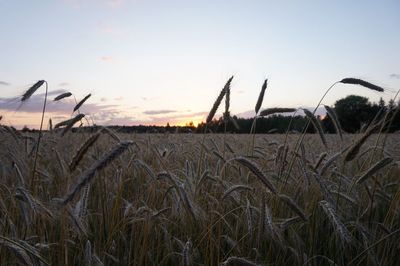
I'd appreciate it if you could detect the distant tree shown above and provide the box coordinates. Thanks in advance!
[334,95,374,133]
[22,125,30,132]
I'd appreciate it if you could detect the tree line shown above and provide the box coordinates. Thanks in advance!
[197,94,400,134]
[17,94,400,134]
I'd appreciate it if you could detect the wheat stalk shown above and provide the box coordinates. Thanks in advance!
[21,80,45,102]
[232,157,277,194]
[319,152,341,176]
[323,105,343,140]
[61,141,133,204]
[340,78,384,92]
[255,79,268,115]
[182,240,191,266]
[319,200,352,243]
[222,185,253,200]
[54,92,72,101]
[344,122,381,162]
[356,157,393,184]
[206,76,233,123]
[259,107,296,117]
[69,131,101,171]
[84,240,92,266]
[313,152,327,170]
[54,114,85,129]
[278,194,308,221]
[303,108,327,147]
[224,80,231,121]
[57,114,85,136]
[73,93,91,112]
[221,256,260,266]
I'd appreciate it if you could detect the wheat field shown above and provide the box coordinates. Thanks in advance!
[0,130,399,265]
[1,78,400,265]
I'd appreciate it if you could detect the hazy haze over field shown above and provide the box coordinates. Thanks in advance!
[1,0,399,128]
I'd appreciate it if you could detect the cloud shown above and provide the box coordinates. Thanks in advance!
[389,73,400,79]
[191,111,208,116]
[114,96,124,101]
[0,81,10,86]
[99,56,114,62]
[1,90,209,127]
[140,111,207,126]
[106,0,123,7]
[100,25,116,34]
[141,96,159,101]
[236,110,256,118]
[98,22,126,35]
[63,0,125,9]
[143,110,178,115]
[59,82,70,87]
[0,94,117,115]
[36,89,68,98]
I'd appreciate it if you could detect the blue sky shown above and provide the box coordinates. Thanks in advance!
[0,0,399,128]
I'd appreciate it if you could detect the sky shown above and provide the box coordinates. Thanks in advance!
[0,0,399,128]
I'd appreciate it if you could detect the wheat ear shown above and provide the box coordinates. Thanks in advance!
[356,157,393,184]
[54,92,72,101]
[206,76,233,123]
[259,107,296,117]
[319,200,352,243]
[340,78,384,92]
[255,79,268,115]
[69,131,101,171]
[61,141,133,204]
[232,157,277,194]
[73,93,91,112]
[21,80,45,102]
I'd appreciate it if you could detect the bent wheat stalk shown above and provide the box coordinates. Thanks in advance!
[232,157,277,194]
[356,157,393,184]
[69,131,101,171]
[61,141,133,204]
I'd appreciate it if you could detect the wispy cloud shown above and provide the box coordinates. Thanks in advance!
[37,89,68,98]
[141,96,159,101]
[0,94,117,115]
[63,0,124,9]
[100,25,116,34]
[141,111,208,126]
[0,81,10,86]
[99,56,114,62]
[106,0,123,7]
[143,110,178,115]
[389,73,400,79]
[98,22,126,35]
[59,82,70,87]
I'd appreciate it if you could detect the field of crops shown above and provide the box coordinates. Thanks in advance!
[0,129,399,265]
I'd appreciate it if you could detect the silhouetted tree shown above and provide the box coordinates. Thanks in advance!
[334,95,374,133]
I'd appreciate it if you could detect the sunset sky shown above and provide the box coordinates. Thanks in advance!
[1,0,399,128]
